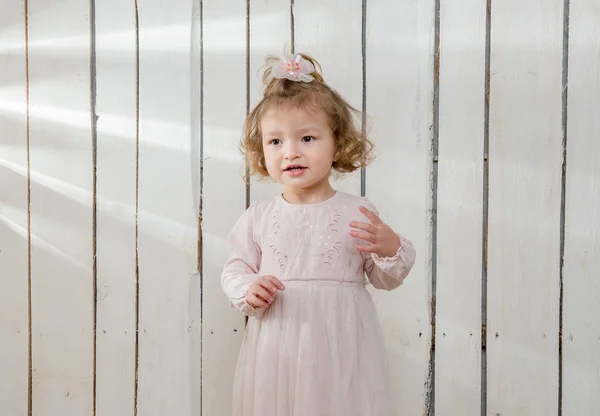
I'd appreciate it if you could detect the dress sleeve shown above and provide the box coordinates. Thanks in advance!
[220,204,265,317]
[360,198,417,291]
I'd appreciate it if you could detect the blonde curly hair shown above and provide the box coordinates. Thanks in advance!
[241,53,373,180]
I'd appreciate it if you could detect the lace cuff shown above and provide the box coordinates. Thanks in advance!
[229,283,265,318]
[371,235,416,273]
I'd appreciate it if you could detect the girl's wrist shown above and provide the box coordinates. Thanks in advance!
[379,236,402,258]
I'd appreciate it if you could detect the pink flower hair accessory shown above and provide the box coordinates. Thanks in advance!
[271,54,315,83]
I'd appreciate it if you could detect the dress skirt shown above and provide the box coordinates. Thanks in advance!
[231,279,397,416]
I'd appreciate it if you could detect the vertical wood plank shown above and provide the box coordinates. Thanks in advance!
[201,1,248,414]
[248,0,292,204]
[434,0,486,414]
[27,0,94,414]
[487,1,563,414]
[562,2,600,414]
[136,1,200,414]
[365,1,435,414]
[0,2,29,415]
[190,0,202,413]
[293,0,362,196]
[95,1,137,414]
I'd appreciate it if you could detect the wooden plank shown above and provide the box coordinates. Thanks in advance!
[202,1,248,414]
[27,0,94,414]
[94,1,137,415]
[248,0,292,204]
[562,2,600,414]
[190,1,202,413]
[293,0,362,196]
[434,0,486,414]
[136,1,200,414]
[487,0,563,414]
[365,1,435,414]
[0,2,29,415]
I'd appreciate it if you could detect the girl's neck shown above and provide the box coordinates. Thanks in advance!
[282,182,336,205]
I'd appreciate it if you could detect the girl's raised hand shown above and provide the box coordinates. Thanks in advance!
[349,206,402,258]
[246,275,285,309]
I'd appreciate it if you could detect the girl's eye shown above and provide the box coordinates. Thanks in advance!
[270,139,281,145]
[302,136,315,142]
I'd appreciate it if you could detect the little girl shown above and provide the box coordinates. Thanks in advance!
[221,53,416,416]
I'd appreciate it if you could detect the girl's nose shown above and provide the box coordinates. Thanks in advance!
[284,141,300,159]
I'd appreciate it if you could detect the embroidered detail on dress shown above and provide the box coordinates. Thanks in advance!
[328,210,341,232]
[270,244,288,270]
[269,208,289,269]
[269,205,345,272]
[319,209,342,270]
[321,240,343,269]
[272,210,282,236]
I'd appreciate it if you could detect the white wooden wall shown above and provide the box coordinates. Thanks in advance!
[0,1,598,415]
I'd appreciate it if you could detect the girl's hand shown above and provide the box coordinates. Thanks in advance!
[246,275,285,309]
[349,206,402,258]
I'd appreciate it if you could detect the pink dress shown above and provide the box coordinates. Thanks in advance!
[221,191,416,416]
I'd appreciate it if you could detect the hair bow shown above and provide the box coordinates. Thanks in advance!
[271,54,315,83]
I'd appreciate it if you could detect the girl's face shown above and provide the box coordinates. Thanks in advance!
[260,102,336,194]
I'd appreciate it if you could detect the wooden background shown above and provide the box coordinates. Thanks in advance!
[1,0,598,415]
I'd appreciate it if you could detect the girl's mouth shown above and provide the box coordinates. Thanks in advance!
[284,165,307,176]
[284,165,306,171]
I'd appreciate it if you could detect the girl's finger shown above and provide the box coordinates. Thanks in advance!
[264,275,286,290]
[259,280,279,294]
[359,206,383,225]
[349,221,377,234]
[350,230,378,243]
[247,293,268,308]
[356,243,378,253]
[253,286,274,303]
